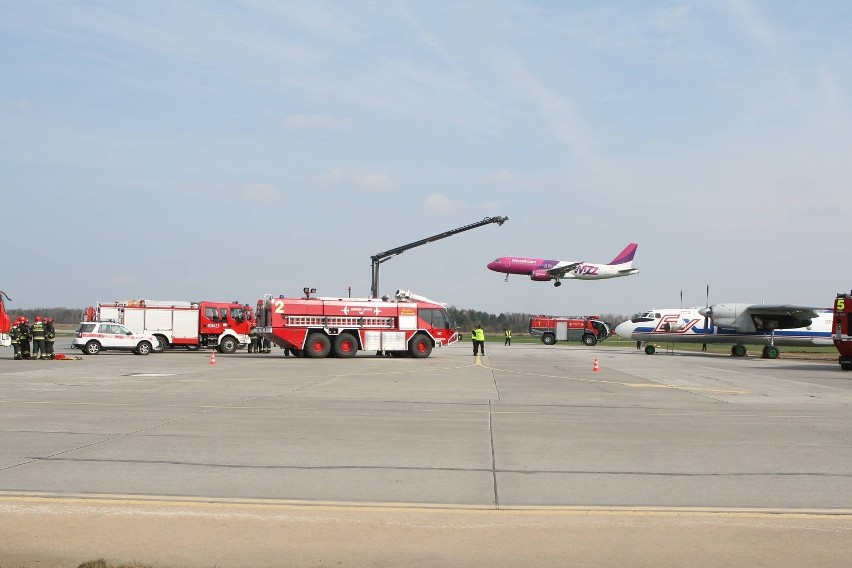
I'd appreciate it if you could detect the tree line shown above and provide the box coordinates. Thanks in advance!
[7,308,84,325]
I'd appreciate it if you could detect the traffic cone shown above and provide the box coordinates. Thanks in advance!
[592,358,599,372]
[210,351,217,366]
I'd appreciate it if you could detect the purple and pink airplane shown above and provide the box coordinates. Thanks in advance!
[487,243,639,287]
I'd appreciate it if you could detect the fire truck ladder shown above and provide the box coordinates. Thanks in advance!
[370,216,509,298]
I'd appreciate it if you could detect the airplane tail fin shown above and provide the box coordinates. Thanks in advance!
[608,243,638,265]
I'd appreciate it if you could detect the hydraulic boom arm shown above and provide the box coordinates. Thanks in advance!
[370,216,509,298]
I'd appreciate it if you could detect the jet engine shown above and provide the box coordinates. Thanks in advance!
[531,270,552,282]
[662,321,687,332]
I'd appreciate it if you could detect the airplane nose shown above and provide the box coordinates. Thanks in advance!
[614,321,631,338]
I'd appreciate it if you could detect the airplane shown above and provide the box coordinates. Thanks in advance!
[487,243,639,287]
[613,303,834,359]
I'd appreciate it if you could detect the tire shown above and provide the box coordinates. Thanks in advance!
[332,333,358,358]
[135,341,152,355]
[763,345,779,359]
[644,344,656,355]
[153,335,168,353]
[732,344,747,357]
[553,281,562,287]
[218,336,238,354]
[542,334,556,345]
[305,333,331,358]
[84,340,101,355]
[840,358,852,371]
[582,334,597,347]
[408,334,433,358]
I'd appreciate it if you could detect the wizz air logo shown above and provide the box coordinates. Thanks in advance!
[576,265,598,276]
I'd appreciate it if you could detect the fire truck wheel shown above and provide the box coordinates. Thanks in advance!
[582,334,597,346]
[218,336,238,354]
[84,340,101,355]
[153,335,167,353]
[135,341,153,355]
[305,333,331,358]
[542,333,556,345]
[841,359,852,371]
[333,333,358,358]
[408,334,433,358]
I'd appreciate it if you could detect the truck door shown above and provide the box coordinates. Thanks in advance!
[556,321,568,341]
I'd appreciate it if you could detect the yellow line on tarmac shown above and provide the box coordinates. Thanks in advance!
[0,492,849,520]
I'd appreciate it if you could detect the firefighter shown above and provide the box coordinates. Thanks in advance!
[10,317,22,360]
[19,317,32,359]
[31,316,47,359]
[44,317,56,359]
[472,324,486,356]
[504,328,512,346]
[248,325,258,353]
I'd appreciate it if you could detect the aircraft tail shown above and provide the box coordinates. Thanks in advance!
[608,243,638,265]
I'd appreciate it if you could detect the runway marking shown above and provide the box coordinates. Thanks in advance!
[0,492,849,520]
[486,367,749,395]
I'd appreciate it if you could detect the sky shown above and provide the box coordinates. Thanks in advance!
[2,1,851,317]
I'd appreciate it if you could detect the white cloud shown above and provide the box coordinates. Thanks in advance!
[425,193,458,210]
[282,114,353,129]
[241,183,279,201]
[314,169,395,191]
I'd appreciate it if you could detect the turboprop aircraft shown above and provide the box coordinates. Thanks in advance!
[614,303,834,359]
[487,243,639,287]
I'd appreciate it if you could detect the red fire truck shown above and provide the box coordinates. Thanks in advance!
[255,289,458,358]
[529,315,610,346]
[832,292,852,370]
[84,300,254,353]
[0,290,11,348]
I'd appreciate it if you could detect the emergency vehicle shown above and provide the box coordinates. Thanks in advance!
[529,315,610,346]
[255,289,458,358]
[0,290,11,348]
[84,300,254,353]
[832,291,852,370]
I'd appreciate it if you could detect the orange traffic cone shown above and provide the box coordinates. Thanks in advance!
[210,351,217,366]
[592,358,599,372]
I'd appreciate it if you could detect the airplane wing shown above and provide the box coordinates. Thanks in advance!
[745,304,821,330]
[546,262,582,278]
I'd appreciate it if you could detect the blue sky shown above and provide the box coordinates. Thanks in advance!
[2,1,851,316]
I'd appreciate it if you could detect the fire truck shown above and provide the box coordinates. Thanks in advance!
[0,291,11,348]
[84,300,254,353]
[529,315,610,346]
[832,291,852,370]
[255,289,458,358]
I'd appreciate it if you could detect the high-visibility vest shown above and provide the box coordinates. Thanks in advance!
[505,330,512,338]
[473,328,485,341]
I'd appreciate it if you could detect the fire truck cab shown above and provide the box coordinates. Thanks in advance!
[255,289,458,358]
[529,315,610,346]
[832,292,852,370]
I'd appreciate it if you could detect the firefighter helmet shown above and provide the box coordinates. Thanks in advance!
[35,316,42,322]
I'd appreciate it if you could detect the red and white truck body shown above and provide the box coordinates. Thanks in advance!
[85,300,254,353]
[832,292,852,370]
[529,315,610,346]
[255,290,458,358]
[0,291,11,348]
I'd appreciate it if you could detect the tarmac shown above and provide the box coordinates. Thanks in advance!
[1,341,851,567]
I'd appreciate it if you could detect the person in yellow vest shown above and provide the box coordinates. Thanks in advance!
[504,328,511,346]
[472,324,486,356]
[31,316,47,360]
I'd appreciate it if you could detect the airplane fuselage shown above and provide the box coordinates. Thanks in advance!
[487,257,638,281]
[615,308,834,348]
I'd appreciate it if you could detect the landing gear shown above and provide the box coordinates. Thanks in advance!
[762,345,780,359]
[504,273,509,282]
[553,280,562,287]
[644,344,656,355]
[731,344,747,357]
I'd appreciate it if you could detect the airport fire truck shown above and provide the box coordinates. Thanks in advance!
[832,291,852,370]
[0,290,11,348]
[84,300,254,353]
[255,289,458,358]
[529,315,610,346]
